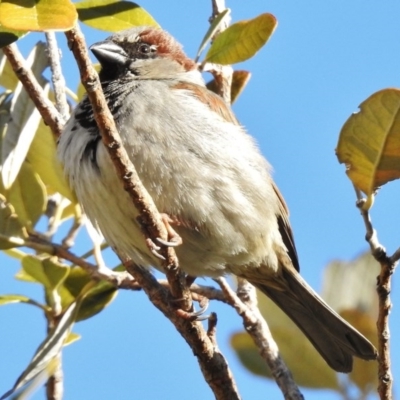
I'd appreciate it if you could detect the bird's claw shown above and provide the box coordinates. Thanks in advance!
[156,236,182,247]
[146,238,166,260]
[159,213,183,248]
[176,301,211,321]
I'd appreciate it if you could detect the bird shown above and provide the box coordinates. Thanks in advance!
[57,26,377,373]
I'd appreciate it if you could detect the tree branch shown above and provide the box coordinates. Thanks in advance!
[355,188,396,400]
[124,261,241,400]
[45,31,69,122]
[215,278,304,400]
[2,43,64,138]
[26,233,135,289]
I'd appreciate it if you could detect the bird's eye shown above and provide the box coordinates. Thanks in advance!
[139,44,156,55]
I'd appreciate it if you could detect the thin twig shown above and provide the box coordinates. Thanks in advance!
[202,0,233,103]
[61,208,84,248]
[26,234,135,289]
[45,358,63,400]
[45,32,69,122]
[355,188,396,400]
[215,278,304,400]
[45,264,64,400]
[2,43,64,138]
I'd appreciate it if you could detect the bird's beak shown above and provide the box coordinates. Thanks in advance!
[90,41,128,67]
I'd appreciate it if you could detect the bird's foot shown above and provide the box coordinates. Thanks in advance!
[156,213,183,247]
[140,213,182,260]
[174,293,210,321]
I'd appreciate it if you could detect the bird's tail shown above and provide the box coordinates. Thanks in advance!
[248,267,377,373]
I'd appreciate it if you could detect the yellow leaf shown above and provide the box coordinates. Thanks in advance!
[321,252,379,317]
[27,120,75,201]
[336,88,400,199]
[205,13,277,65]
[76,0,159,32]
[5,162,46,229]
[340,309,378,393]
[321,253,379,393]
[0,0,77,31]
[0,194,27,249]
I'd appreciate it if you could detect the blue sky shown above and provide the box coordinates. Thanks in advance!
[1,1,400,399]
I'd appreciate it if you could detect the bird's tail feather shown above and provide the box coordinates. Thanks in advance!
[248,267,377,373]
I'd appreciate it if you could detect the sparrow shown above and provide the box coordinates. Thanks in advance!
[58,26,377,372]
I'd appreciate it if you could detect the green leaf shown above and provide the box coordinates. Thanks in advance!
[27,120,75,201]
[0,0,77,31]
[76,0,159,32]
[61,267,92,299]
[5,162,46,229]
[76,280,117,321]
[59,266,117,321]
[0,294,48,312]
[15,267,37,283]
[2,247,27,260]
[0,42,49,189]
[0,294,33,305]
[0,194,27,249]
[336,88,400,204]
[21,255,69,290]
[1,301,79,400]
[205,13,277,65]
[0,25,26,48]
[195,8,231,62]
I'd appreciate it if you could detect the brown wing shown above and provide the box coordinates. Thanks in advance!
[172,82,239,125]
[173,81,300,270]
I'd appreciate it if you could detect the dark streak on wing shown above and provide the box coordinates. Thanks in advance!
[272,182,300,272]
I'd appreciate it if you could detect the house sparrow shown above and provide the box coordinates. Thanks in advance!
[58,26,377,372]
